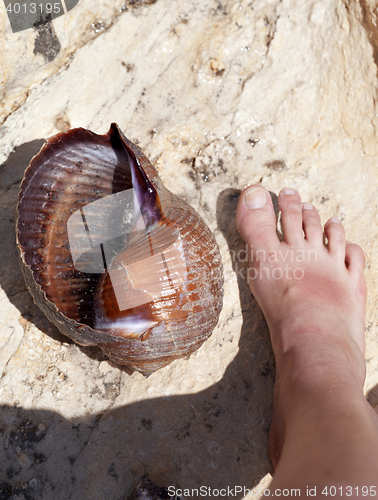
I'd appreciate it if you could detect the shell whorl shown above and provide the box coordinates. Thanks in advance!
[16,124,224,376]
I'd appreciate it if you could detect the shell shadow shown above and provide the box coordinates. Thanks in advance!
[367,383,378,411]
[0,159,275,497]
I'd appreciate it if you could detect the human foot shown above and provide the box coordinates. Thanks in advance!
[236,186,369,474]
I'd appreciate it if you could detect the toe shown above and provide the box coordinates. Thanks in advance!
[302,202,324,245]
[345,242,365,272]
[278,188,304,246]
[236,185,280,251]
[324,217,345,258]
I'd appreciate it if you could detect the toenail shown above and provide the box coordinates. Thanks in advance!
[302,202,313,210]
[281,188,296,195]
[328,216,341,224]
[244,187,267,209]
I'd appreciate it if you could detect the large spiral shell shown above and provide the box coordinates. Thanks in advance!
[16,124,224,376]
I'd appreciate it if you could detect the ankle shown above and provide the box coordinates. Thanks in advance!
[275,351,367,427]
[272,323,366,383]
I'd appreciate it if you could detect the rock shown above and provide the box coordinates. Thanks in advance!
[0,0,153,125]
[1,0,378,498]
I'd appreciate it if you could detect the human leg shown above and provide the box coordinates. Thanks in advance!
[236,186,378,495]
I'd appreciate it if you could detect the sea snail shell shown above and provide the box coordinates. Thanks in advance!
[16,124,224,376]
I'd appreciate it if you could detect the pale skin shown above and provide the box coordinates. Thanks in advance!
[236,186,378,498]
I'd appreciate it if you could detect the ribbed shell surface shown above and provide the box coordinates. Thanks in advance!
[16,124,224,376]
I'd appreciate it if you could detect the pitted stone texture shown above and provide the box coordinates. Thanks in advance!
[1,0,378,498]
[0,0,152,125]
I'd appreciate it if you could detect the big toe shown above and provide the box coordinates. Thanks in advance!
[236,185,280,251]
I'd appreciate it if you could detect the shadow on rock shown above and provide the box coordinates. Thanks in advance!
[0,171,275,498]
[367,383,378,411]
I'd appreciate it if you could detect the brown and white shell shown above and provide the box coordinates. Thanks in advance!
[16,124,224,376]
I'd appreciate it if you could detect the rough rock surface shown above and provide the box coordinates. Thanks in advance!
[1,0,378,498]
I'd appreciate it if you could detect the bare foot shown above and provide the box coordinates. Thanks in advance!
[236,186,372,482]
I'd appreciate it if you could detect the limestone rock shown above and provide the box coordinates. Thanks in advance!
[1,0,378,498]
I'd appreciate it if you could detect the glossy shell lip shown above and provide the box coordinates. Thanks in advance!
[16,124,224,376]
